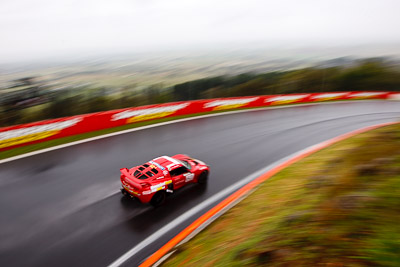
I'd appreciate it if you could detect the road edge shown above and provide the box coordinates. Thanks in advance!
[0,100,387,164]
[139,121,399,267]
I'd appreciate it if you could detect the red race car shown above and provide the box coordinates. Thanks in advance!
[120,154,210,206]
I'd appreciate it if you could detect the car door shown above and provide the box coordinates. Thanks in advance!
[170,166,189,189]
[182,172,195,184]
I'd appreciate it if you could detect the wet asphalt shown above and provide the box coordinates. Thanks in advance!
[0,100,399,267]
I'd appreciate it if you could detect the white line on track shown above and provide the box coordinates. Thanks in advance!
[0,100,393,265]
[110,120,399,266]
[0,100,379,165]
[107,143,325,267]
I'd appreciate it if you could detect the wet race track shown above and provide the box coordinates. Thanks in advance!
[0,100,399,267]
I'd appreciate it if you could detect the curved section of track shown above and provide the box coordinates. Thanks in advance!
[0,100,399,267]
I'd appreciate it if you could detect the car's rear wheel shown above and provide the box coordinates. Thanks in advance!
[121,188,131,198]
[198,171,208,184]
[151,191,166,207]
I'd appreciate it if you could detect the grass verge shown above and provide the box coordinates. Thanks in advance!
[0,101,337,160]
[163,123,400,267]
[0,110,220,160]
[0,99,380,161]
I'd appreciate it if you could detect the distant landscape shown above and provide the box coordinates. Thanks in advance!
[1,47,400,128]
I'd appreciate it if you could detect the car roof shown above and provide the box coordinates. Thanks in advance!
[129,156,183,180]
[151,155,183,171]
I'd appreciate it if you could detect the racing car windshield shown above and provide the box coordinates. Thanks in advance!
[177,159,191,170]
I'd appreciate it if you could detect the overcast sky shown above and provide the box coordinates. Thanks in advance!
[1,0,399,63]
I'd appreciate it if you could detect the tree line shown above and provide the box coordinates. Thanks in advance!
[1,59,400,127]
[173,59,400,100]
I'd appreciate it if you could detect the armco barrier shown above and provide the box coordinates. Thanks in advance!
[0,91,393,151]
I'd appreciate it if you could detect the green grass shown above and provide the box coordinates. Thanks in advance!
[163,123,400,267]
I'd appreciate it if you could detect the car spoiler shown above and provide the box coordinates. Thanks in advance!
[120,168,143,189]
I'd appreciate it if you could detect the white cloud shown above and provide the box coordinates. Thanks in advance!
[0,0,399,62]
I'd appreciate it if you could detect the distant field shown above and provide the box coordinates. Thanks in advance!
[0,54,310,90]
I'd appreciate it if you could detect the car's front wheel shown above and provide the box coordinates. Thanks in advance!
[197,171,209,185]
[151,191,166,207]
